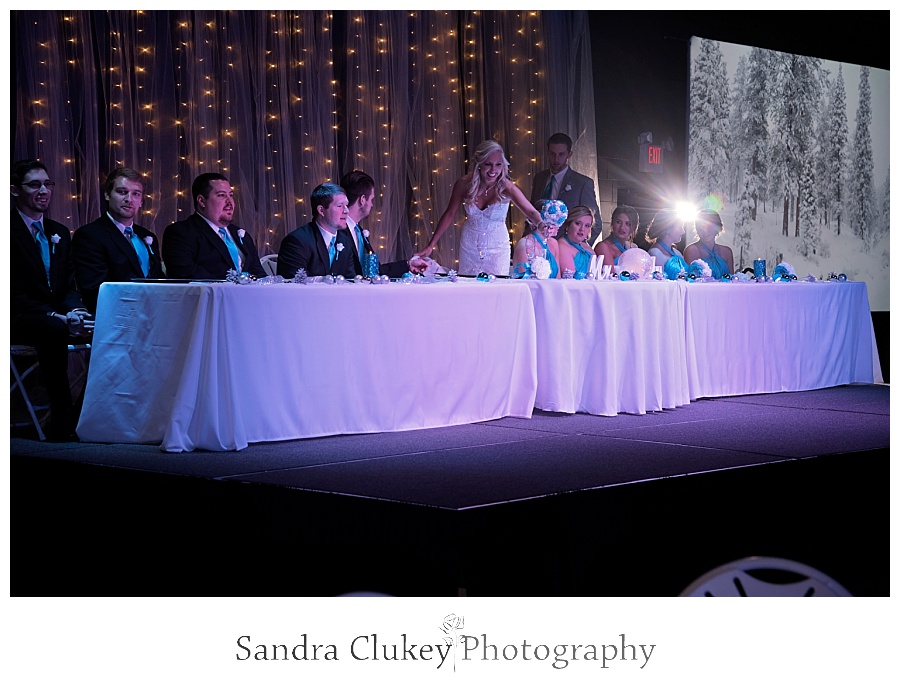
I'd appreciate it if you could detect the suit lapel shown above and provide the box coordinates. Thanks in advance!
[359,226,373,254]
[228,226,248,259]
[196,214,235,267]
[561,170,576,196]
[134,226,160,275]
[314,225,330,269]
[13,213,46,279]
[103,216,143,274]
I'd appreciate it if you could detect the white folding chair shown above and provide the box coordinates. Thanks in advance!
[260,254,278,276]
[10,342,92,441]
[10,345,48,440]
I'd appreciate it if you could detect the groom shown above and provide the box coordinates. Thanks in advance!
[339,169,427,278]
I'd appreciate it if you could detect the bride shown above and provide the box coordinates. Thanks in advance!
[416,139,544,276]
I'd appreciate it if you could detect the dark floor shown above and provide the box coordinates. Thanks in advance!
[10,384,890,596]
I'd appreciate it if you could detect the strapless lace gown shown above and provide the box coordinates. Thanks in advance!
[459,201,512,276]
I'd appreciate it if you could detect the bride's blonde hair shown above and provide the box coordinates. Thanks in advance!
[466,139,511,204]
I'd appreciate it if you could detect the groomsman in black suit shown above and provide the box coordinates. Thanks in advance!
[276,183,357,279]
[340,169,428,278]
[530,132,602,244]
[73,167,163,314]
[11,159,92,440]
[162,172,265,279]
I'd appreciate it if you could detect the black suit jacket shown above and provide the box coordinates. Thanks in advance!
[162,212,265,279]
[11,208,85,320]
[347,222,411,278]
[72,214,163,313]
[348,223,375,276]
[276,222,356,279]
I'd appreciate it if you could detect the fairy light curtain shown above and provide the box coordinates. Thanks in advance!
[12,10,596,269]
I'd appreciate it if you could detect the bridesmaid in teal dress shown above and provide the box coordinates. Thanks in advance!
[511,218,560,278]
[557,206,595,279]
[594,205,639,268]
[645,209,688,264]
[683,209,735,279]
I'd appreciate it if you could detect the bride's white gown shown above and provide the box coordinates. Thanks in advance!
[459,201,512,276]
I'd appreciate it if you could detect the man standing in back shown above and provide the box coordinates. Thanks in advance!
[530,132,602,245]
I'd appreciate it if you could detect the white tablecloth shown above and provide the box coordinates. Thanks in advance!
[77,280,538,451]
[524,280,692,415]
[683,281,883,398]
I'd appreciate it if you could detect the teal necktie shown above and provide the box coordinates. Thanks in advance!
[32,221,50,281]
[219,228,241,271]
[355,226,365,263]
[124,227,150,277]
[328,234,337,266]
[542,175,554,200]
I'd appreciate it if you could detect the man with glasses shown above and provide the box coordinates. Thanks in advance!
[11,159,93,441]
[72,167,163,314]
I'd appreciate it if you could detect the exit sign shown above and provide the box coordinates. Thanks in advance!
[639,143,664,173]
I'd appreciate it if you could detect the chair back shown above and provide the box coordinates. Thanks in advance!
[260,254,278,276]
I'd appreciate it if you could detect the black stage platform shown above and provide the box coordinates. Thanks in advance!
[10,384,890,596]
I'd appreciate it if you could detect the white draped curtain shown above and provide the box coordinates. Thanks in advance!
[13,10,596,269]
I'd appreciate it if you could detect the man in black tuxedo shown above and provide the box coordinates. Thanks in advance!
[339,170,428,278]
[11,159,93,440]
[529,132,602,245]
[276,183,358,279]
[162,172,265,279]
[73,167,163,314]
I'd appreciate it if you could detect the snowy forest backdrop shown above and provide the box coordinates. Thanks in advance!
[687,37,889,311]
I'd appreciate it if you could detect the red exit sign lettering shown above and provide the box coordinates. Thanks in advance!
[639,143,664,173]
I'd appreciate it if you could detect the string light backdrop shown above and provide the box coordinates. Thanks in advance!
[12,10,596,268]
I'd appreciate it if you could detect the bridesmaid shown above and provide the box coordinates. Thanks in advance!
[511,218,560,278]
[594,205,639,266]
[557,206,594,279]
[683,209,734,278]
[645,209,687,265]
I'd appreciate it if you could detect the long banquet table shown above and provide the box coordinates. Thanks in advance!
[682,280,882,398]
[523,279,692,415]
[76,280,538,452]
[77,276,882,452]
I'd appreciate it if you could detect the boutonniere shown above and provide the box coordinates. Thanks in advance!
[237,228,246,245]
[336,242,344,253]
[144,236,155,254]
[565,184,572,192]
[50,234,60,254]
[362,229,370,238]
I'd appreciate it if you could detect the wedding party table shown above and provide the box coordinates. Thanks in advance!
[76,276,882,452]
[523,279,692,415]
[77,280,538,451]
[682,280,882,398]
